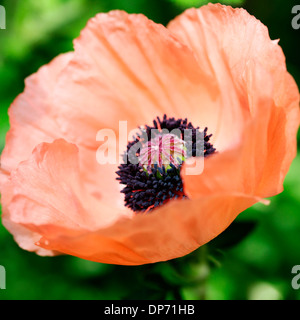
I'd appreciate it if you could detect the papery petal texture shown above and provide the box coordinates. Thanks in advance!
[168,4,299,199]
[0,5,299,265]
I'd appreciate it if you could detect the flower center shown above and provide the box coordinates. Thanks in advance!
[139,133,186,174]
[116,115,216,213]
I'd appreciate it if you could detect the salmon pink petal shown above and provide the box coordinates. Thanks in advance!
[169,4,300,199]
[2,139,258,264]
[0,53,73,184]
[0,53,73,255]
[168,4,299,152]
[1,139,131,255]
[0,51,119,207]
[53,10,227,150]
[183,62,298,200]
[36,193,258,265]
[1,216,58,256]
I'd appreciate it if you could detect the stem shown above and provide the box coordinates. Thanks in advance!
[169,245,210,300]
[190,245,210,300]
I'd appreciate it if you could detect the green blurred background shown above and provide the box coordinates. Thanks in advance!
[0,0,300,300]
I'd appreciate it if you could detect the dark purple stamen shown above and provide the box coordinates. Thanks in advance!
[116,115,216,213]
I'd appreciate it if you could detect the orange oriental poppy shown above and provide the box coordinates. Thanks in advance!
[0,4,299,265]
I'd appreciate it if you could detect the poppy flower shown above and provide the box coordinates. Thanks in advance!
[0,4,299,265]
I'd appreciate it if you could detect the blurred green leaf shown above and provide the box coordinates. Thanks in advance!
[168,0,245,9]
[209,220,257,251]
